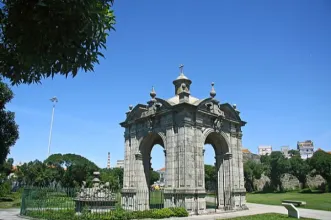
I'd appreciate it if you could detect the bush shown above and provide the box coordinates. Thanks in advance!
[170,207,189,217]
[25,207,189,220]
[0,181,11,197]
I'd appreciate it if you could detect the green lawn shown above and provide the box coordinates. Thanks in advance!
[247,192,331,211]
[0,191,21,209]
[223,213,316,220]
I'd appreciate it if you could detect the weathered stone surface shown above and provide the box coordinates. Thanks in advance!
[307,175,326,189]
[281,174,300,191]
[253,173,326,192]
[120,69,247,214]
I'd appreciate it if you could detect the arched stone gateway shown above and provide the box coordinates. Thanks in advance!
[120,66,247,214]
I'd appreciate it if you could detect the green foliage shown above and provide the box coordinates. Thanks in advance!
[15,153,100,187]
[262,151,290,191]
[169,207,189,217]
[150,169,160,185]
[100,167,123,190]
[0,78,19,165]
[25,207,189,220]
[289,155,310,188]
[309,150,331,192]
[244,160,263,192]
[0,181,11,197]
[0,0,116,85]
[288,150,300,157]
[205,164,217,191]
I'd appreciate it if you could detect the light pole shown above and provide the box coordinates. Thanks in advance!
[48,97,58,157]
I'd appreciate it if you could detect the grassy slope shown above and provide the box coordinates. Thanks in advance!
[247,192,331,211]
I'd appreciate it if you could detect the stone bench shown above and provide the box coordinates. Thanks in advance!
[282,203,300,219]
[282,200,306,207]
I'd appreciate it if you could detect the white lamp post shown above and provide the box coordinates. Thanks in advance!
[48,97,58,157]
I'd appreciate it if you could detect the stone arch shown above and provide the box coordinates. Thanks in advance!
[202,128,230,154]
[137,132,166,207]
[202,128,233,210]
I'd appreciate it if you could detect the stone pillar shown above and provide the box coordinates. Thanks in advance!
[215,154,224,209]
[223,153,233,210]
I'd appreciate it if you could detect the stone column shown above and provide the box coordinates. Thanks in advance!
[164,127,176,208]
[223,153,233,210]
[215,154,224,209]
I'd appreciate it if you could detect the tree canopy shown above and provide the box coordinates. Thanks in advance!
[0,0,116,85]
[310,150,331,191]
[0,78,19,165]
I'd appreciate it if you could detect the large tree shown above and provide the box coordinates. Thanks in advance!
[261,151,291,191]
[244,160,263,192]
[289,154,310,189]
[310,150,331,192]
[0,78,19,165]
[0,0,115,85]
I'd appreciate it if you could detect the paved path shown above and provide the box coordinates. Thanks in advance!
[1,203,331,220]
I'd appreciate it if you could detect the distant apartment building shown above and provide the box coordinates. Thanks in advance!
[281,146,290,158]
[297,140,314,159]
[258,145,272,156]
[116,160,124,168]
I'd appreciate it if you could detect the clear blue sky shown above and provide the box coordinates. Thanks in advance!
[6,0,331,170]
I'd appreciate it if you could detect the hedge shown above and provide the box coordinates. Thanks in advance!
[25,207,189,220]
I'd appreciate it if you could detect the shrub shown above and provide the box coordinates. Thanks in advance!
[150,208,175,218]
[0,181,11,197]
[25,207,189,219]
[170,207,189,217]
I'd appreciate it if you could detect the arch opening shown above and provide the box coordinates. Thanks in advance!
[203,131,231,210]
[139,132,165,209]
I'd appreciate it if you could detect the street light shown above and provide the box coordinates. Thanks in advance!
[48,97,58,157]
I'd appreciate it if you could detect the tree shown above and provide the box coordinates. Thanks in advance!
[204,164,217,191]
[0,78,19,165]
[100,168,123,191]
[288,150,300,158]
[244,160,263,192]
[150,169,160,185]
[310,150,331,192]
[0,157,14,180]
[0,0,116,85]
[45,153,99,188]
[289,155,310,189]
[268,151,291,191]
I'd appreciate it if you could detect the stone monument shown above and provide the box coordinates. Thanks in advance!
[120,65,247,214]
[74,171,117,213]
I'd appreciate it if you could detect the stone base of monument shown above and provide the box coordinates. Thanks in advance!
[74,199,118,213]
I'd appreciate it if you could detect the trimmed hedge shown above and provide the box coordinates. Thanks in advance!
[25,207,189,220]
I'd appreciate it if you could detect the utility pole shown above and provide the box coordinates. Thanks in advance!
[48,97,58,157]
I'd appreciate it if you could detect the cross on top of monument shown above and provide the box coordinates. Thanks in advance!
[179,64,184,74]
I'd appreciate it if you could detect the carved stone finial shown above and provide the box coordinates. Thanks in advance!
[210,82,216,98]
[129,105,133,111]
[150,86,156,100]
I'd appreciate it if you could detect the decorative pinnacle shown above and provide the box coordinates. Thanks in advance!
[210,82,216,98]
[129,105,133,111]
[150,86,156,99]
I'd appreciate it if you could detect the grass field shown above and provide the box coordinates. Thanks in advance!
[222,213,316,220]
[247,192,331,211]
[0,191,21,209]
